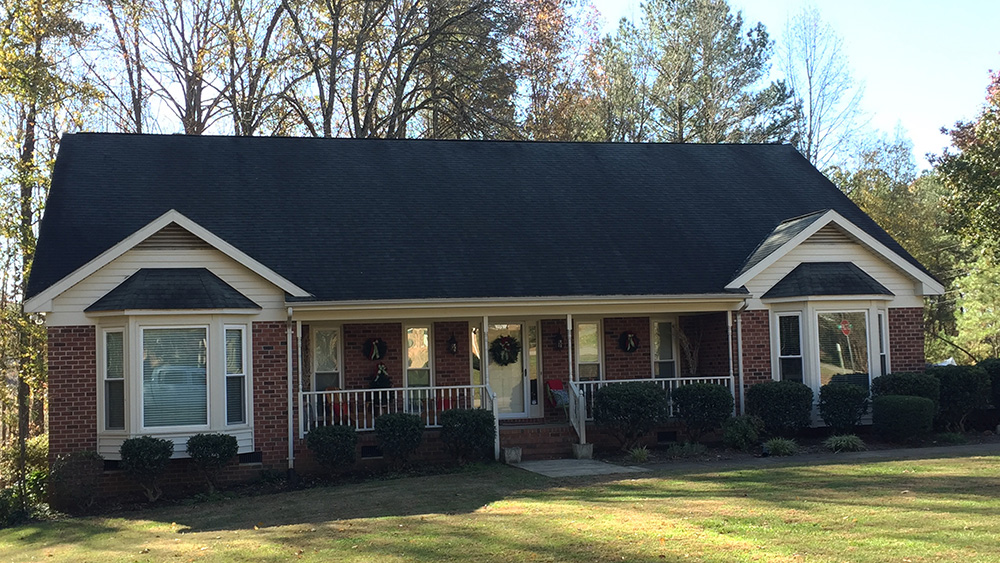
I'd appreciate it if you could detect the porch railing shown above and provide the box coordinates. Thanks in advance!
[567,375,736,441]
[300,384,495,437]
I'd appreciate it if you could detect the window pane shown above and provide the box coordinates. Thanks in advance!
[654,322,673,361]
[106,332,124,379]
[408,368,431,387]
[316,372,341,390]
[780,358,803,383]
[655,360,676,378]
[779,316,801,356]
[577,323,599,363]
[407,327,429,370]
[579,364,600,381]
[314,329,339,373]
[817,312,868,386]
[106,380,125,430]
[143,328,207,427]
[226,329,243,375]
[226,375,245,424]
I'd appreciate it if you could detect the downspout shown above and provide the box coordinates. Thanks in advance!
[735,301,749,415]
[286,307,295,478]
[727,310,735,416]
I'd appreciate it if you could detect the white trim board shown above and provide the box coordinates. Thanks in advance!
[25,209,311,313]
[726,210,945,296]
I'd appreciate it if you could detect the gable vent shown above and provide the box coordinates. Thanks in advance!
[805,224,852,245]
[135,222,211,250]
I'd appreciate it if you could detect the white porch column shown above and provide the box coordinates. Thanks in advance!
[566,314,573,381]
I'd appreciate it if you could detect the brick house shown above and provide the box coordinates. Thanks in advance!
[27,134,942,485]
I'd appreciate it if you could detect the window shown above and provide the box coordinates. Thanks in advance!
[817,311,869,387]
[225,327,246,425]
[313,327,341,391]
[406,325,431,387]
[104,330,125,430]
[576,322,601,381]
[877,312,888,377]
[777,314,803,383]
[652,321,676,378]
[142,327,208,428]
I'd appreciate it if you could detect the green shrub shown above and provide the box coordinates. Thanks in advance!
[593,382,670,450]
[763,437,797,456]
[932,432,967,445]
[627,445,650,463]
[439,409,495,464]
[928,365,991,431]
[49,450,104,514]
[664,442,708,458]
[823,434,867,453]
[0,434,48,487]
[745,380,813,437]
[978,358,1000,409]
[120,436,174,502]
[722,415,765,451]
[818,383,869,434]
[186,433,238,492]
[871,372,940,410]
[374,412,425,466]
[670,383,733,442]
[306,425,358,472]
[872,395,934,442]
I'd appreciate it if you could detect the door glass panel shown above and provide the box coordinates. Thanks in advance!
[489,323,525,416]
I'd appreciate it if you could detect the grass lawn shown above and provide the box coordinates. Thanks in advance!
[3,454,1000,562]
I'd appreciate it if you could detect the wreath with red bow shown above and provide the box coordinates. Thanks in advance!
[618,331,640,353]
[363,338,387,361]
[489,335,521,366]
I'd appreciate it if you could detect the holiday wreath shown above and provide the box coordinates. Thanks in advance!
[363,338,388,361]
[618,331,640,353]
[489,335,521,366]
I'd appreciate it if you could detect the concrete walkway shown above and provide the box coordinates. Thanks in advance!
[514,441,1000,478]
[515,459,650,478]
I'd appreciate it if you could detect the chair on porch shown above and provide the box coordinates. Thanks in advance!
[545,379,570,420]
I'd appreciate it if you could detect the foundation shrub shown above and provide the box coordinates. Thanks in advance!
[374,413,425,466]
[49,450,104,514]
[306,425,358,473]
[439,409,495,463]
[670,383,733,442]
[927,365,991,431]
[593,382,670,450]
[818,383,870,434]
[745,381,813,437]
[871,372,940,411]
[978,358,1000,409]
[872,395,934,441]
[186,433,238,492]
[823,434,867,453]
[763,437,797,456]
[121,436,174,503]
[721,415,765,451]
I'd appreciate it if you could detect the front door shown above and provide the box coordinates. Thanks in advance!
[488,323,528,418]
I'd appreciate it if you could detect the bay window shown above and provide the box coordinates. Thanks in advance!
[142,327,208,428]
[817,311,869,387]
[104,329,126,430]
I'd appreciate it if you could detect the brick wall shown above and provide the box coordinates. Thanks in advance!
[740,309,773,393]
[540,319,570,419]
[47,325,98,465]
[602,317,651,380]
[889,307,925,373]
[343,323,403,389]
[252,321,298,467]
[678,313,731,377]
[433,321,470,386]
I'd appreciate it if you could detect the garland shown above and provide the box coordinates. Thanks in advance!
[489,335,521,366]
[618,331,640,353]
[363,337,387,361]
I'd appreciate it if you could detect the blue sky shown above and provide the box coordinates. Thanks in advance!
[590,0,1000,169]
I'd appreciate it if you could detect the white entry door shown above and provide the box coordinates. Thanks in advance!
[488,323,528,418]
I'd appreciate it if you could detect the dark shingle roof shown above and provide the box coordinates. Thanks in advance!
[85,268,260,311]
[28,134,930,302]
[762,262,894,299]
[733,210,828,280]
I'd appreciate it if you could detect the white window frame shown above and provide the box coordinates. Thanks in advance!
[877,312,889,377]
[224,325,247,426]
[139,324,211,433]
[101,328,127,432]
[650,318,679,378]
[814,309,871,388]
[404,323,434,388]
[575,320,603,382]
[776,313,804,383]
[311,325,343,391]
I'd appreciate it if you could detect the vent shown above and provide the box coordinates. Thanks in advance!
[360,445,383,459]
[239,451,263,464]
[135,222,211,250]
[805,224,852,245]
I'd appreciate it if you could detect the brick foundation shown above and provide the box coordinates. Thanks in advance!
[889,307,926,373]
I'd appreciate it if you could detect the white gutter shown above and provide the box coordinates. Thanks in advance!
[286,293,748,311]
[286,307,295,474]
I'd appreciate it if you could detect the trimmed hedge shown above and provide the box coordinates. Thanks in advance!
[374,412,425,465]
[871,372,940,410]
[818,383,869,434]
[306,425,358,472]
[872,395,934,441]
[745,380,813,437]
[120,436,174,502]
[979,358,1000,410]
[722,415,764,452]
[593,382,670,450]
[670,383,733,442]
[927,365,991,431]
[186,433,238,492]
[49,450,104,513]
[439,409,495,464]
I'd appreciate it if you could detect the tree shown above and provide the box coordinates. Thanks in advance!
[936,71,1000,251]
[781,4,864,169]
[582,21,658,142]
[951,248,1000,362]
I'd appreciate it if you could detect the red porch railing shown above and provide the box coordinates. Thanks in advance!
[568,375,736,444]
[299,384,496,437]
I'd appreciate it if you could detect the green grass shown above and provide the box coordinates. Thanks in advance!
[3,456,1000,562]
